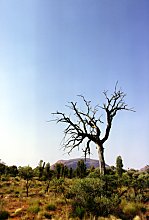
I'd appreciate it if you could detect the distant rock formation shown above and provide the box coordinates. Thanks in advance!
[51,158,109,170]
[140,165,149,173]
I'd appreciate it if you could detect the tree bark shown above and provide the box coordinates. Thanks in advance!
[97,144,106,175]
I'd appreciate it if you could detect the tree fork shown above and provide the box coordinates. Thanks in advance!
[51,83,135,175]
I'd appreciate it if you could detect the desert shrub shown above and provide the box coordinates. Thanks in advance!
[100,174,118,197]
[28,204,40,214]
[50,178,70,203]
[28,200,41,214]
[123,202,138,218]
[18,166,34,197]
[0,210,10,219]
[50,178,65,194]
[37,211,50,219]
[14,190,20,197]
[71,205,85,219]
[120,200,146,220]
[43,211,52,219]
[14,176,20,181]
[45,203,56,211]
[70,178,120,217]
[1,176,9,181]
[94,196,120,216]
[88,168,100,178]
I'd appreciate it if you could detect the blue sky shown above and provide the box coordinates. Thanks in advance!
[0,0,149,169]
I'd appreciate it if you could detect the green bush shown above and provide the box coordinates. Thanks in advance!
[50,178,65,195]
[14,190,20,197]
[88,168,100,178]
[1,176,9,181]
[14,177,20,181]
[43,211,52,219]
[27,204,40,214]
[70,178,120,217]
[123,202,138,218]
[45,203,56,211]
[71,205,85,219]
[0,210,10,219]
[120,200,146,220]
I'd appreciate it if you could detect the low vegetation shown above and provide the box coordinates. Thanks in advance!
[0,159,148,219]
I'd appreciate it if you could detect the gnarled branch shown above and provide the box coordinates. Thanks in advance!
[51,83,135,175]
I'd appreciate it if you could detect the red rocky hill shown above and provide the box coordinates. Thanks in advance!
[51,158,109,170]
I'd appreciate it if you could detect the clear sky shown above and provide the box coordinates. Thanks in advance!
[0,0,149,169]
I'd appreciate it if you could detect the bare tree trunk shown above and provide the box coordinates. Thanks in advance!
[97,144,106,175]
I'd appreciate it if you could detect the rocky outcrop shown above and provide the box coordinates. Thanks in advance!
[140,165,149,173]
[51,158,109,170]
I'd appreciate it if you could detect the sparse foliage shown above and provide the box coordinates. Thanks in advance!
[116,155,123,177]
[0,161,6,176]
[70,178,120,217]
[38,160,45,180]
[18,166,34,197]
[76,159,87,178]
[54,163,64,179]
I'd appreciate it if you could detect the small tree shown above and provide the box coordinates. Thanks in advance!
[38,160,45,180]
[116,156,123,177]
[6,165,18,177]
[63,165,69,178]
[18,166,34,197]
[52,83,134,175]
[69,167,73,179]
[44,162,51,179]
[76,159,87,178]
[44,162,53,193]
[54,163,64,179]
[0,160,6,177]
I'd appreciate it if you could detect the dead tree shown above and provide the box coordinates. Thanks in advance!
[52,83,135,175]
